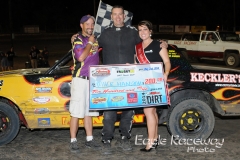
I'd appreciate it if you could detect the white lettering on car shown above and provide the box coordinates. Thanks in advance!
[190,72,239,83]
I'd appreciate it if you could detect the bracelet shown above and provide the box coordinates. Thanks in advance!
[87,41,93,46]
[165,71,170,75]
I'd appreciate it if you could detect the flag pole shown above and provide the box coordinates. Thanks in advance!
[93,0,96,16]
[93,0,102,35]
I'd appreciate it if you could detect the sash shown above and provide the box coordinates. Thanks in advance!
[136,43,150,63]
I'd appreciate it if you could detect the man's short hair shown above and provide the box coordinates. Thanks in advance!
[111,5,124,14]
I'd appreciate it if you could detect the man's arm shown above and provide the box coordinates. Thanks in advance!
[159,48,171,81]
[73,35,95,62]
[160,40,168,49]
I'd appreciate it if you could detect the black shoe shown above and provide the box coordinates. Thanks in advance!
[140,147,154,152]
[85,140,101,150]
[152,138,159,148]
[116,136,132,151]
[140,139,158,152]
[140,144,156,152]
[101,140,112,155]
[69,141,80,153]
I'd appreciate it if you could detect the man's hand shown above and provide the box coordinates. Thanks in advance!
[71,33,78,43]
[88,35,95,44]
[160,40,168,49]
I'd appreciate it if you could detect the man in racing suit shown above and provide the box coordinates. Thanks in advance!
[97,5,167,155]
[97,6,141,155]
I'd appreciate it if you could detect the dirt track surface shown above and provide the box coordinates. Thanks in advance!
[0,118,240,160]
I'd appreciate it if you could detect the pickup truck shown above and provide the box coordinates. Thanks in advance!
[167,31,240,67]
[1,45,240,145]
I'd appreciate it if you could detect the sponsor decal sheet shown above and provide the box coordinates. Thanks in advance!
[89,63,170,110]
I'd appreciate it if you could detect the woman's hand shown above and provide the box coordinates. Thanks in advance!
[163,72,169,82]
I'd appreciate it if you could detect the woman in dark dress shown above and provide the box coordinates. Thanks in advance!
[135,20,171,152]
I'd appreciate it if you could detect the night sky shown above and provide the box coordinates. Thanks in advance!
[0,0,239,33]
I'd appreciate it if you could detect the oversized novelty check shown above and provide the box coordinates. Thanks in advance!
[89,63,170,110]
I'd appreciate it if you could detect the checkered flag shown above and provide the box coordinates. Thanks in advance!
[94,1,133,37]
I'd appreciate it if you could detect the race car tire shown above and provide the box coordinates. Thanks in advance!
[225,53,239,67]
[0,102,20,146]
[167,98,215,140]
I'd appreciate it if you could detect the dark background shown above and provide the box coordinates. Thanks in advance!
[0,0,240,33]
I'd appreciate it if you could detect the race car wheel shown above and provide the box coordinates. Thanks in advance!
[0,102,20,146]
[167,98,215,140]
[225,53,239,67]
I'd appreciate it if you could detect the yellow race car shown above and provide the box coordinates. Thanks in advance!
[3,45,233,146]
[0,50,146,146]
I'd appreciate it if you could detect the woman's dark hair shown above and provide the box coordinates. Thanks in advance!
[138,20,153,32]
